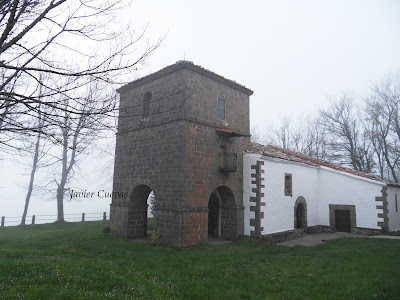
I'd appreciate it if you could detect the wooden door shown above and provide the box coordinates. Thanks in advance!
[296,204,304,229]
[335,209,351,233]
[219,146,226,168]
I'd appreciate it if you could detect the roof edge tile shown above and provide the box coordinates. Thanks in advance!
[248,142,400,187]
[117,61,254,95]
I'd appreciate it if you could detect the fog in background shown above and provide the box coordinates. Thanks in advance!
[1,0,399,224]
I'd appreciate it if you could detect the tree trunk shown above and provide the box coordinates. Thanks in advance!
[55,111,80,222]
[56,153,69,222]
[20,131,41,225]
[20,100,43,226]
[56,122,69,222]
[56,183,65,222]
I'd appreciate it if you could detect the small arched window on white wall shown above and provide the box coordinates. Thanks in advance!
[217,93,226,121]
[143,92,152,117]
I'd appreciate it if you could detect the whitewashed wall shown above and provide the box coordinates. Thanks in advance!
[244,154,321,235]
[243,153,395,235]
[261,158,320,235]
[387,186,400,231]
[317,167,384,229]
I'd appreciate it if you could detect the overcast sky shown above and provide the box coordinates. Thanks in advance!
[128,0,400,127]
[1,0,400,223]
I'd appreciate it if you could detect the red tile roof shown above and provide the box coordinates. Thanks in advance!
[249,142,400,187]
[216,129,250,137]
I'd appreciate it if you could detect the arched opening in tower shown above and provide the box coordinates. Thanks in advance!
[208,193,220,237]
[146,191,156,235]
[207,186,237,240]
[128,185,156,238]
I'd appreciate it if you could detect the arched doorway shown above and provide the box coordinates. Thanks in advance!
[294,196,307,230]
[296,203,304,228]
[208,192,221,237]
[207,186,237,240]
[128,185,155,238]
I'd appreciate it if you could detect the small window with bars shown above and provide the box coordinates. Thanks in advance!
[143,92,151,117]
[284,173,292,196]
[217,93,225,121]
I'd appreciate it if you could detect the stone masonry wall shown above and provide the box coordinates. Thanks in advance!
[111,62,252,246]
[111,68,189,243]
[179,69,250,242]
[249,160,265,237]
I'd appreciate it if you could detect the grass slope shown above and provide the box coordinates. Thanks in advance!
[0,221,399,299]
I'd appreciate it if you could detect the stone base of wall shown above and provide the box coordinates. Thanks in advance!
[111,203,243,247]
[305,225,334,234]
[154,208,209,247]
[261,229,305,244]
[257,225,382,245]
[305,225,380,235]
[110,204,209,247]
[352,227,382,235]
[110,204,129,237]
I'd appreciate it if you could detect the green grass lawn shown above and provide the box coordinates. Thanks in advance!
[382,230,400,236]
[147,217,154,231]
[0,221,399,299]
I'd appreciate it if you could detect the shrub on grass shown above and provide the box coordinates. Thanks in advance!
[103,226,111,237]
[151,231,163,246]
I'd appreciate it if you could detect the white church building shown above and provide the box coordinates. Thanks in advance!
[243,143,400,242]
[111,61,400,246]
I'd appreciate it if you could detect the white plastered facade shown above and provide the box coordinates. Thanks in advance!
[243,153,400,235]
[387,186,400,231]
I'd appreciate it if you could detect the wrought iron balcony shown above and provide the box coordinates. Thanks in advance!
[219,152,237,172]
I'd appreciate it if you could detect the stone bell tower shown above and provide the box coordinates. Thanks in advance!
[110,61,253,246]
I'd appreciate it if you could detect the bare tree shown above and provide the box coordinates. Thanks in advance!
[50,83,107,222]
[258,116,328,160]
[365,74,400,182]
[255,118,301,150]
[307,118,329,159]
[253,75,399,181]
[250,125,268,144]
[17,76,55,225]
[272,118,293,150]
[0,0,160,149]
[20,104,45,225]
[0,0,161,220]
[319,93,374,173]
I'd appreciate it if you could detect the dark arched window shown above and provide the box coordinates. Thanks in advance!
[143,92,151,117]
[217,93,225,121]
